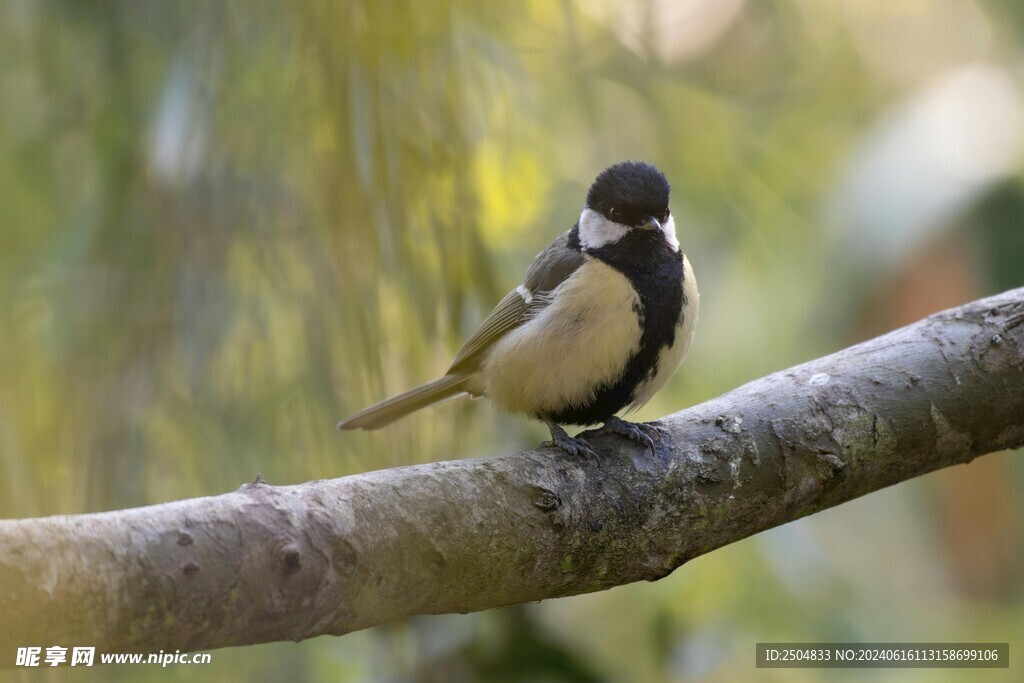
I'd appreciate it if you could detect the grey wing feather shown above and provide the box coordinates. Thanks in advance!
[524,230,587,293]
[447,229,586,374]
[447,289,527,373]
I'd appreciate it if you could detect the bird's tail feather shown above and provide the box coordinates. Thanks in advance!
[337,374,470,431]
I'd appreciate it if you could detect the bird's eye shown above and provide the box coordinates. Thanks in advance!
[662,208,671,222]
[608,207,619,220]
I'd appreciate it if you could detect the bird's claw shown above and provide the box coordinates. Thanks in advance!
[541,434,598,461]
[643,419,670,436]
[542,421,599,462]
[599,417,666,454]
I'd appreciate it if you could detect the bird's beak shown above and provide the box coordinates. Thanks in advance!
[639,216,662,231]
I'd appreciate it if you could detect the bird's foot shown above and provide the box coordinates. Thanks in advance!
[598,416,667,454]
[542,422,598,461]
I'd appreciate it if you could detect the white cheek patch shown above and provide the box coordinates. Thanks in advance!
[662,214,680,252]
[579,207,681,252]
[578,208,628,250]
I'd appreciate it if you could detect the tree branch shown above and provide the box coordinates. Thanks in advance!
[2,288,1024,661]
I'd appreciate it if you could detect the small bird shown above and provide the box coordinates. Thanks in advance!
[338,161,699,457]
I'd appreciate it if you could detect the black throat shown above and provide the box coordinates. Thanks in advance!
[542,228,685,426]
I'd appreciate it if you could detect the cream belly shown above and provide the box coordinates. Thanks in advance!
[627,254,700,412]
[478,259,642,416]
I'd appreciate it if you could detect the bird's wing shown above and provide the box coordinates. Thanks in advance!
[447,229,586,374]
[446,289,528,374]
[523,228,587,293]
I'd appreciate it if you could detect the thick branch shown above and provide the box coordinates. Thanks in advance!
[2,288,1024,661]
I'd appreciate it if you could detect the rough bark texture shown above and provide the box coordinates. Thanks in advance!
[2,288,1023,662]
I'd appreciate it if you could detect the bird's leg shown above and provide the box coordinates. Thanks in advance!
[597,416,667,454]
[542,421,598,460]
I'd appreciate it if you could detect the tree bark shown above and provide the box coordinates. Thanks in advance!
[2,288,1023,662]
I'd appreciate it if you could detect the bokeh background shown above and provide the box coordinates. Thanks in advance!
[2,0,1023,681]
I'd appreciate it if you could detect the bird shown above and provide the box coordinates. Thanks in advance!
[338,160,699,457]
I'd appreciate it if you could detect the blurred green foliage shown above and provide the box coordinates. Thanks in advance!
[1,0,1023,681]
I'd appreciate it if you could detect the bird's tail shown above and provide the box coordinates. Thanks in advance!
[337,374,470,431]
